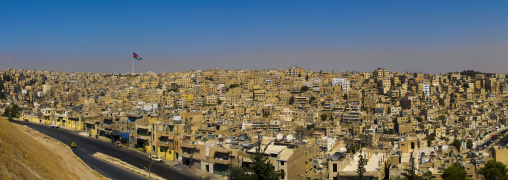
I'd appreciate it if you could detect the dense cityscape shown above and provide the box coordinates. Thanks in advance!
[2,67,508,180]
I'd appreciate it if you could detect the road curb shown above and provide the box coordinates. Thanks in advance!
[66,145,109,180]
[14,119,205,180]
[93,152,164,180]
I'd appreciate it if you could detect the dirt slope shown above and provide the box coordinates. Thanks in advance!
[0,117,104,180]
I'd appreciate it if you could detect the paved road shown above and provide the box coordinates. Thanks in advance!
[480,129,508,148]
[17,122,198,180]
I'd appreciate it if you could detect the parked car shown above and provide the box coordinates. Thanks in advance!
[71,142,77,148]
[148,155,162,162]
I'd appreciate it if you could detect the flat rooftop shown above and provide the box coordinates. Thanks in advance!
[342,151,386,172]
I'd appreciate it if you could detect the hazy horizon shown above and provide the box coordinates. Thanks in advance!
[2,66,506,76]
[2,1,507,74]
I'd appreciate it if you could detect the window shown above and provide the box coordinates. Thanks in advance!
[281,161,284,166]
[333,164,337,172]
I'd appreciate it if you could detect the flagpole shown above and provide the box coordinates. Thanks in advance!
[132,52,134,75]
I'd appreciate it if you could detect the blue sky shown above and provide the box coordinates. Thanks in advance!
[1,1,507,74]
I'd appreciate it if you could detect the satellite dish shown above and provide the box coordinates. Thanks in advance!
[331,152,341,161]
[339,147,347,152]
[218,134,223,138]
[286,135,294,141]
[277,134,283,140]
[314,160,319,166]
[240,135,246,141]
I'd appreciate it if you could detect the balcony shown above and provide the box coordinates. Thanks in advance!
[158,141,175,149]
[181,143,197,149]
[214,148,231,154]
[159,131,176,136]
[213,158,231,165]
[213,151,230,165]
[136,134,150,140]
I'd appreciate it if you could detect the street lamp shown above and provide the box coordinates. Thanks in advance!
[148,153,154,178]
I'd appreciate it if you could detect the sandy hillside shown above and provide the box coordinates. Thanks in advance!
[0,117,104,180]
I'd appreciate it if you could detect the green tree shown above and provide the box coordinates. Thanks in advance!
[301,86,309,92]
[11,104,19,117]
[347,145,359,153]
[250,142,284,180]
[441,164,467,180]
[320,114,327,121]
[427,134,435,147]
[422,171,433,180]
[466,139,473,149]
[229,142,284,180]
[289,96,295,105]
[230,166,251,180]
[403,153,418,180]
[479,160,508,180]
[306,124,315,130]
[3,104,19,118]
[452,139,461,152]
[450,96,456,105]
[309,96,316,104]
[229,84,240,89]
[415,117,423,122]
[357,148,366,180]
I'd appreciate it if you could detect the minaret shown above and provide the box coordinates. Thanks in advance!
[162,67,165,76]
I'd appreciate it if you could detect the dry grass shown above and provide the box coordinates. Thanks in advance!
[0,117,104,180]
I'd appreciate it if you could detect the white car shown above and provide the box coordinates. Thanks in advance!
[148,155,162,162]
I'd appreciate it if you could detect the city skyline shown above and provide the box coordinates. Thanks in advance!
[3,1,508,180]
[1,1,508,74]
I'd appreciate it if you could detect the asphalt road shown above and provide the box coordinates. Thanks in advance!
[480,129,508,148]
[16,122,198,180]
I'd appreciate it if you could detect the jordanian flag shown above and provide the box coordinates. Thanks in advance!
[133,52,142,60]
